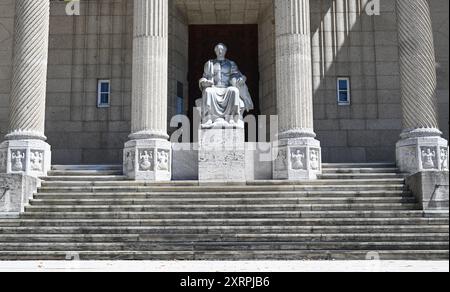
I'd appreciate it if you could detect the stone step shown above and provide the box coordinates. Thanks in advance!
[39,179,406,187]
[0,233,447,243]
[322,168,400,174]
[28,197,417,206]
[36,185,407,193]
[33,190,412,200]
[0,241,447,252]
[322,163,397,169]
[51,165,122,171]
[21,210,430,219]
[46,170,123,177]
[44,175,127,181]
[318,174,406,180]
[1,217,448,227]
[0,225,447,235]
[24,203,420,213]
[0,250,447,261]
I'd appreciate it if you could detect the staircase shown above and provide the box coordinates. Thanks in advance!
[0,164,448,260]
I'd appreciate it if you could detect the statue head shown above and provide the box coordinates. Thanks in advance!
[214,43,228,59]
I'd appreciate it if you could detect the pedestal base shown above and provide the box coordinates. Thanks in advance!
[396,136,449,174]
[0,139,51,177]
[273,137,322,180]
[123,139,172,181]
[198,128,245,182]
[0,173,40,217]
[406,171,449,212]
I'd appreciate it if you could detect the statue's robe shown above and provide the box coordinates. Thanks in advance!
[199,59,254,126]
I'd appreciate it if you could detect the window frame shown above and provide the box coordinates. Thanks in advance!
[97,79,111,108]
[337,77,351,106]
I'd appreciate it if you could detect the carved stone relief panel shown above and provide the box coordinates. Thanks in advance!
[290,148,306,170]
[138,149,154,172]
[310,148,321,171]
[440,147,449,171]
[421,146,438,170]
[0,151,6,172]
[10,149,26,172]
[157,150,170,172]
[29,150,44,172]
[125,150,135,172]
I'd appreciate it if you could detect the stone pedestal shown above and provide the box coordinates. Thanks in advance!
[0,174,40,217]
[123,139,171,181]
[406,171,449,212]
[273,137,322,180]
[396,134,449,174]
[0,139,51,177]
[198,128,245,182]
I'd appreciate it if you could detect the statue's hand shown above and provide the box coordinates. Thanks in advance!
[201,79,214,88]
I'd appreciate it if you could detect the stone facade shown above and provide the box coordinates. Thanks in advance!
[0,0,448,167]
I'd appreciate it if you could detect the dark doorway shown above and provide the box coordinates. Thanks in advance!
[188,25,260,139]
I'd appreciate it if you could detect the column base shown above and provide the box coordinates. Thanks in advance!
[0,139,51,177]
[123,139,172,181]
[396,135,449,174]
[273,137,322,180]
[198,128,246,182]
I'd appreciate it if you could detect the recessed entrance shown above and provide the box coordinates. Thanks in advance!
[187,24,260,128]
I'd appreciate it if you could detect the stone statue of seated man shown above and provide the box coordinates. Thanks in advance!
[198,43,254,129]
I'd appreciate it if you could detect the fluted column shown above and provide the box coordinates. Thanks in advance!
[0,0,51,177]
[130,0,168,140]
[123,0,171,181]
[396,0,448,174]
[273,0,321,180]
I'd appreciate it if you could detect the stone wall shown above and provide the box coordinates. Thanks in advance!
[168,0,189,135]
[45,0,132,164]
[310,0,401,163]
[258,3,276,116]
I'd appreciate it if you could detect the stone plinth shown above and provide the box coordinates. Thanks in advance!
[396,135,448,174]
[406,171,449,212]
[0,173,40,217]
[198,128,245,182]
[0,139,51,177]
[273,137,322,180]
[123,139,172,181]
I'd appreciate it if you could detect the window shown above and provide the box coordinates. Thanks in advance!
[97,80,110,108]
[337,77,351,105]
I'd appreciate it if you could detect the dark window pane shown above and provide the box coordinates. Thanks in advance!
[100,93,109,105]
[338,80,348,90]
[101,82,109,93]
[339,91,348,102]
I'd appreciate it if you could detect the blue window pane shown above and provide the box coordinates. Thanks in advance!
[338,80,348,90]
[339,91,348,102]
[100,93,109,105]
[100,82,109,93]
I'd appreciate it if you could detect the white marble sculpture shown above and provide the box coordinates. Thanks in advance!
[199,43,254,129]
